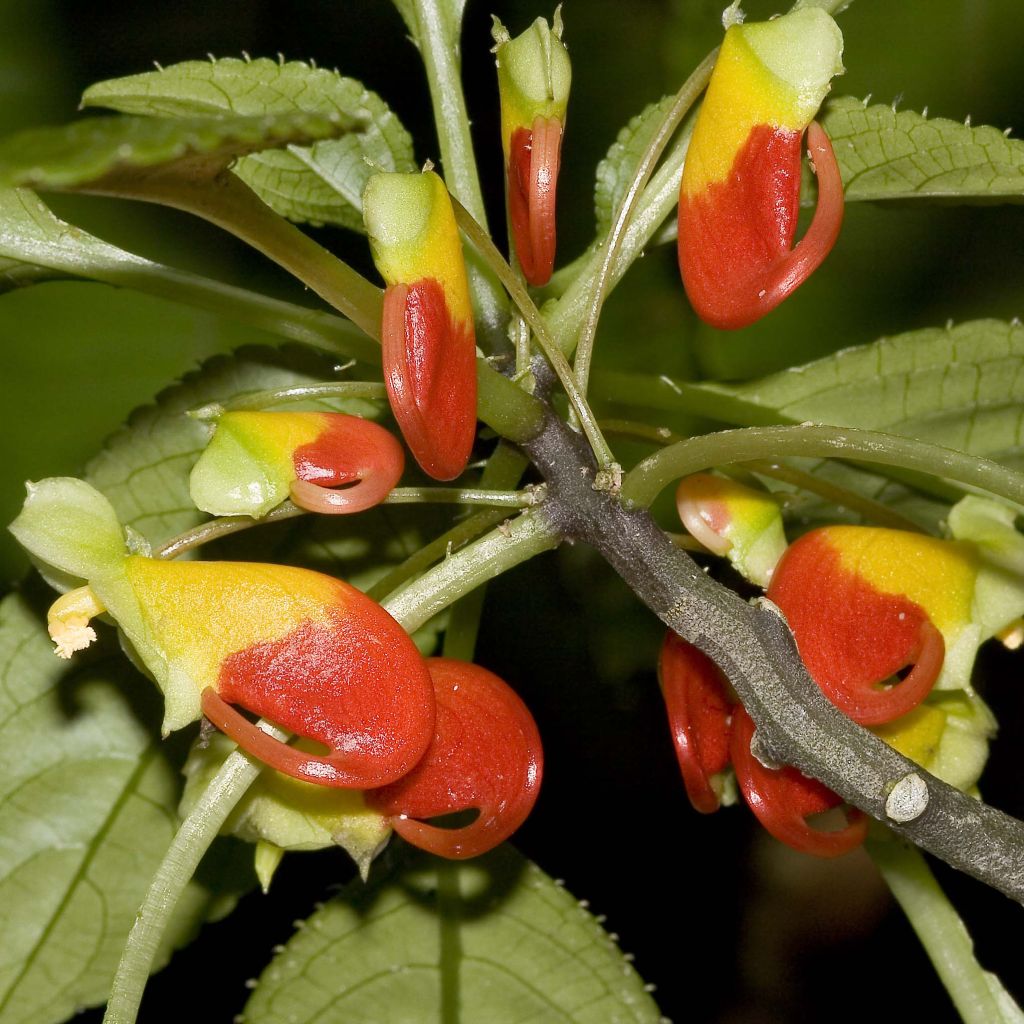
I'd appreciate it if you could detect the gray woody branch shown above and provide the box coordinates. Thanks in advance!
[522,406,1024,905]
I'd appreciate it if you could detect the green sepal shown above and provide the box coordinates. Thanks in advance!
[948,496,1024,640]
[9,476,127,583]
[492,8,571,142]
[181,733,392,881]
[188,416,288,519]
[736,8,844,125]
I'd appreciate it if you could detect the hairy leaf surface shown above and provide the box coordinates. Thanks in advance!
[83,59,416,229]
[697,319,1024,460]
[243,845,661,1024]
[0,111,349,191]
[595,95,675,238]
[821,96,1024,202]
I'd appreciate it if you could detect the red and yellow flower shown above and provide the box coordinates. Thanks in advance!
[189,410,404,518]
[363,169,478,481]
[678,8,845,329]
[13,477,436,789]
[492,10,571,287]
[767,526,976,725]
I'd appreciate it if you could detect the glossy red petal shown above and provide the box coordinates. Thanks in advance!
[767,532,945,726]
[507,117,561,287]
[678,121,844,330]
[658,631,734,813]
[382,280,477,481]
[288,415,405,515]
[731,708,867,858]
[205,603,435,788]
[366,657,543,859]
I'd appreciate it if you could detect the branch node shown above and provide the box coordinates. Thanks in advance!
[885,772,930,823]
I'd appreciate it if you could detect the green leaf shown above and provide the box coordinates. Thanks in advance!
[697,319,1024,460]
[83,58,416,230]
[243,845,662,1024]
[0,111,351,191]
[0,590,252,1024]
[594,94,674,238]
[821,96,1024,202]
[0,188,379,365]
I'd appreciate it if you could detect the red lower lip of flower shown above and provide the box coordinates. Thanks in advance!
[382,278,477,481]
[730,708,867,858]
[366,657,543,859]
[678,120,844,330]
[658,631,734,814]
[767,532,945,726]
[508,116,562,287]
[289,415,405,515]
[202,605,435,788]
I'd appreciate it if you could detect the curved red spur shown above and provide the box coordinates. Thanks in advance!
[366,658,543,859]
[730,708,867,858]
[767,528,953,726]
[678,120,844,330]
[288,415,405,515]
[658,631,735,814]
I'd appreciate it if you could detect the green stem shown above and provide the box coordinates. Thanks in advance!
[621,423,1024,509]
[740,459,926,533]
[572,51,716,399]
[475,359,547,442]
[213,381,388,411]
[547,121,694,355]
[385,508,561,634]
[450,196,616,467]
[366,508,509,602]
[102,740,277,1024]
[867,834,1024,1023]
[441,443,530,661]
[87,168,384,339]
[154,503,306,560]
[599,418,925,531]
[411,0,507,349]
[384,486,541,508]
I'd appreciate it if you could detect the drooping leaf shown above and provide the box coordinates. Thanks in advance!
[0,188,379,364]
[0,346,417,1022]
[0,590,253,1024]
[83,59,416,230]
[0,111,351,191]
[595,94,675,237]
[242,845,662,1024]
[820,96,1024,202]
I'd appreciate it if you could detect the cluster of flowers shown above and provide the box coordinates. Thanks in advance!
[660,473,1024,856]
[8,12,574,884]
[13,6,983,878]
